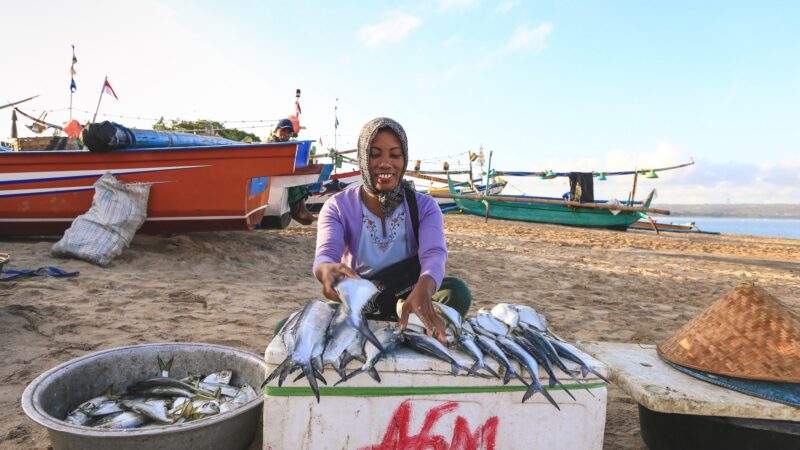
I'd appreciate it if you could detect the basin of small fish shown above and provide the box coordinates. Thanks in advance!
[263,279,608,409]
[64,356,258,429]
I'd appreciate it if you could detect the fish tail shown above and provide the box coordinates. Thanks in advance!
[590,368,610,384]
[262,357,291,389]
[557,380,577,401]
[450,363,460,377]
[303,364,321,403]
[483,364,499,379]
[357,319,385,352]
[314,368,328,386]
[335,368,363,386]
[367,368,381,383]
[521,382,538,403]
[541,387,560,410]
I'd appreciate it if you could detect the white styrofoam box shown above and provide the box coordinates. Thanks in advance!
[263,324,607,450]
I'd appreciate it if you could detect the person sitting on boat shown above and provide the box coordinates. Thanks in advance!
[313,117,471,344]
[268,118,315,225]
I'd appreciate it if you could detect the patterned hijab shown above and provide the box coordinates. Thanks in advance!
[357,117,414,218]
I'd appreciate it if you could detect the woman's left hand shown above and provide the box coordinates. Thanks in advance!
[399,276,447,345]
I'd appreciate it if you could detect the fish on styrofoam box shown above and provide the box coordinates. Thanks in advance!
[262,323,608,450]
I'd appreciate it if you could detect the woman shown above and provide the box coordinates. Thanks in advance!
[314,117,471,344]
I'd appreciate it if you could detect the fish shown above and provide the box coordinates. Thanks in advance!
[85,400,124,417]
[475,312,509,336]
[198,382,238,398]
[120,400,172,424]
[510,304,547,333]
[402,331,482,377]
[322,310,359,379]
[495,335,559,409]
[262,300,334,402]
[334,278,383,351]
[190,399,221,416]
[64,409,92,426]
[432,302,463,331]
[157,355,174,378]
[513,335,576,401]
[131,377,213,397]
[474,333,526,385]
[491,303,520,329]
[280,311,301,354]
[337,327,404,384]
[133,386,196,399]
[457,332,499,378]
[547,338,610,383]
[202,370,232,385]
[95,411,148,429]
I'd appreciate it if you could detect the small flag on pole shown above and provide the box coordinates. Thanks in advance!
[70,79,77,93]
[295,99,302,116]
[102,79,119,100]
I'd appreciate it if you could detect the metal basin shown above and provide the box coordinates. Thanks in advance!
[22,343,265,450]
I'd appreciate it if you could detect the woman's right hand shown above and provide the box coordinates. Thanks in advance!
[315,263,359,302]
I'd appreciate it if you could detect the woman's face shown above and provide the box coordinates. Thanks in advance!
[368,130,405,193]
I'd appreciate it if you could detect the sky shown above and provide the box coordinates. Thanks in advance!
[2,0,799,203]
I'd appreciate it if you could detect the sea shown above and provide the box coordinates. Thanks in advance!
[664,217,800,240]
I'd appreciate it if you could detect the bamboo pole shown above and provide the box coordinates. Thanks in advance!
[428,192,671,215]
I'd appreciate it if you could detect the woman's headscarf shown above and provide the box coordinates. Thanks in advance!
[357,117,415,217]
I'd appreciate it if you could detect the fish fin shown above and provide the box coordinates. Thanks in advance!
[556,380,577,401]
[262,357,291,389]
[541,387,560,410]
[356,319,384,352]
[450,363,460,377]
[590,368,610,384]
[502,367,513,385]
[314,369,328,386]
[460,364,487,378]
[367,368,381,383]
[303,364,321,403]
[521,382,538,403]
[483,364,499,379]
[292,372,305,383]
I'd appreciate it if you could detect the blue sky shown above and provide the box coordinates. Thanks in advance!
[3,0,799,203]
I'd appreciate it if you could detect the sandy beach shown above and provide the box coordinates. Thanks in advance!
[1,214,798,449]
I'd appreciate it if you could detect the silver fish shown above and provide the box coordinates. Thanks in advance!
[338,327,404,384]
[512,335,576,401]
[457,332,498,378]
[262,300,334,402]
[402,331,480,377]
[433,302,463,331]
[199,382,238,398]
[202,370,232,385]
[334,278,382,351]
[322,306,359,379]
[190,399,220,416]
[510,304,547,332]
[64,409,92,426]
[280,311,301,354]
[547,338,609,383]
[120,400,171,424]
[95,411,148,429]
[476,312,509,336]
[491,303,520,329]
[474,333,525,385]
[495,335,559,409]
[85,400,124,417]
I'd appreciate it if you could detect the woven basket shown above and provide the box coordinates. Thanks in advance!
[657,283,800,383]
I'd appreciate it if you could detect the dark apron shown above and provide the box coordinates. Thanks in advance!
[363,255,421,320]
[362,186,421,320]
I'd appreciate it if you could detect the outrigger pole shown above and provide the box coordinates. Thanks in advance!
[428,192,671,215]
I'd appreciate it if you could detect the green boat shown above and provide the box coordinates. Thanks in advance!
[439,176,666,230]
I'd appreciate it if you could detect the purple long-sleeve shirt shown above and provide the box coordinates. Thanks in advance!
[313,185,447,290]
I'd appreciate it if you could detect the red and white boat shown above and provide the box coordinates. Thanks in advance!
[0,140,320,235]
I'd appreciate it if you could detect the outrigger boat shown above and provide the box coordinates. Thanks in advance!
[0,122,321,235]
[424,153,692,230]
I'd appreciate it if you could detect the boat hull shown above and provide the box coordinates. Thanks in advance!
[0,141,313,235]
[454,197,641,229]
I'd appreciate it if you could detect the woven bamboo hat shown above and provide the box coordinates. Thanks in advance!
[657,283,800,383]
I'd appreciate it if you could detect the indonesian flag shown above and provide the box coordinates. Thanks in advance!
[103,79,119,100]
[295,99,302,116]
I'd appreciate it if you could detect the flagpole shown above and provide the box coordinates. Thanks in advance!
[92,76,107,123]
[334,97,338,153]
[69,45,75,121]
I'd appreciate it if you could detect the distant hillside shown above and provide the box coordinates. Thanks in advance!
[659,204,800,219]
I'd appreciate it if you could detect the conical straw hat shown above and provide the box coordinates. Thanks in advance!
[657,283,800,383]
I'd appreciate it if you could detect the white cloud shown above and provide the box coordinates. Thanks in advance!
[503,23,554,53]
[493,0,520,13]
[439,0,479,11]
[357,12,422,49]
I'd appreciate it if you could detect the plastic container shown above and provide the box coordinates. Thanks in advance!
[263,327,607,449]
[22,342,265,450]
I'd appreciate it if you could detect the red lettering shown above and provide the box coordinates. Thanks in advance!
[360,401,500,450]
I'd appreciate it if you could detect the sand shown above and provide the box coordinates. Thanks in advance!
[1,214,798,449]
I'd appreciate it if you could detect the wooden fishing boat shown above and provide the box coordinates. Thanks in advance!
[0,140,317,235]
[630,219,720,235]
[432,175,668,230]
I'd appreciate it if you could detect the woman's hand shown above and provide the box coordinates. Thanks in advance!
[315,263,359,302]
[399,276,447,345]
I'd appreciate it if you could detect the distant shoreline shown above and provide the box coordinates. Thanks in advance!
[658,204,800,219]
